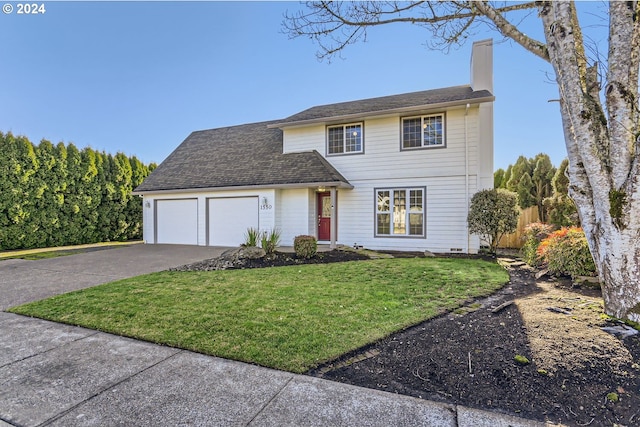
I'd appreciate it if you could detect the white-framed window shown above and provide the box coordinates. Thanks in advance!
[327,123,363,155]
[401,113,445,149]
[375,187,425,237]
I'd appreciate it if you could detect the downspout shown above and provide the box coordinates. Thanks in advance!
[330,186,337,249]
[465,103,470,254]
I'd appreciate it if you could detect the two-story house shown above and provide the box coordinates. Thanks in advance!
[133,39,494,254]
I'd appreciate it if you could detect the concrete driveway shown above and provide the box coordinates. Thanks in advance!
[0,244,226,311]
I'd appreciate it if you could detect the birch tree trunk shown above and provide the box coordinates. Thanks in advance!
[537,1,640,322]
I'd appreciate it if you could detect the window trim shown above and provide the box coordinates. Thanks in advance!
[374,186,426,238]
[326,122,364,156]
[400,113,446,150]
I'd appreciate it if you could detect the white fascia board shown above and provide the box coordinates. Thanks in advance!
[267,96,495,130]
[132,181,354,196]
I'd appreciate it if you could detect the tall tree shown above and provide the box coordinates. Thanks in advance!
[33,139,61,247]
[516,172,535,210]
[544,158,578,227]
[285,1,640,321]
[506,155,534,207]
[0,133,39,249]
[531,153,556,222]
[493,168,506,189]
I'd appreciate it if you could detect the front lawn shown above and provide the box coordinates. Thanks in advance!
[9,257,508,373]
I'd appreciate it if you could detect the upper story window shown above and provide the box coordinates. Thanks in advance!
[327,123,363,155]
[401,113,445,149]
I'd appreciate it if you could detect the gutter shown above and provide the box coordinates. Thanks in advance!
[267,96,495,129]
[132,181,354,196]
[465,103,470,254]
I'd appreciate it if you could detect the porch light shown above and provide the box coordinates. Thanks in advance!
[317,186,326,192]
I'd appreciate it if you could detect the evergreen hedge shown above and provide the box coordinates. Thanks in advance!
[0,131,156,250]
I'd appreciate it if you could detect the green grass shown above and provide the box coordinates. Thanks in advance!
[9,257,508,373]
[0,241,139,261]
[3,249,84,260]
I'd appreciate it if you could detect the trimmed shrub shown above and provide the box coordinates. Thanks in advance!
[467,189,519,253]
[537,227,596,278]
[294,235,317,259]
[260,228,281,255]
[520,222,554,267]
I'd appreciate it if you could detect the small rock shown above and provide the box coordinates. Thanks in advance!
[547,306,572,315]
[509,261,527,267]
[601,325,639,339]
[535,268,550,280]
[221,246,265,261]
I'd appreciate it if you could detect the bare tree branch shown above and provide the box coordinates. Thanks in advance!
[472,1,549,61]
[283,1,540,60]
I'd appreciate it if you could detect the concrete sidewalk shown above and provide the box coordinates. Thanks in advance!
[0,244,549,426]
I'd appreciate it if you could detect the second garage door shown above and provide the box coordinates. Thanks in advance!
[208,197,259,247]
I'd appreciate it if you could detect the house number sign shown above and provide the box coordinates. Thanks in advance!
[260,197,272,210]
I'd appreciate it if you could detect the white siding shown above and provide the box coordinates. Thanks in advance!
[276,188,312,246]
[142,196,155,243]
[283,109,480,182]
[336,175,478,253]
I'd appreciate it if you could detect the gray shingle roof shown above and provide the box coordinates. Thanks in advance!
[133,121,351,193]
[271,86,493,127]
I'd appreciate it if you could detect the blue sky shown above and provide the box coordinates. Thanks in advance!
[0,1,608,171]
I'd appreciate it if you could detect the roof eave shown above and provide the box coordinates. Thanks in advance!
[132,180,354,196]
[268,95,495,129]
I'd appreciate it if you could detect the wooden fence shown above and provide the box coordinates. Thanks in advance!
[498,206,540,249]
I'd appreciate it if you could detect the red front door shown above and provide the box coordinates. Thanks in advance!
[317,192,331,241]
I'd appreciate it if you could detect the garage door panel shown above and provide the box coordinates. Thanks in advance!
[208,197,259,247]
[156,199,198,245]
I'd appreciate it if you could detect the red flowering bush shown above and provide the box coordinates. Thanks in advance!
[537,227,596,278]
[520,222,554,266]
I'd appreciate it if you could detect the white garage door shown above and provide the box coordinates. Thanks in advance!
[208,197,259,246]
[156,199,198,245]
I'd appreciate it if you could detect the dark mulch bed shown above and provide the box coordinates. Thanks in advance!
[242,249,371,268]
[179,249,640,426]
[308,263,640,426]
[173,249,370,271]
